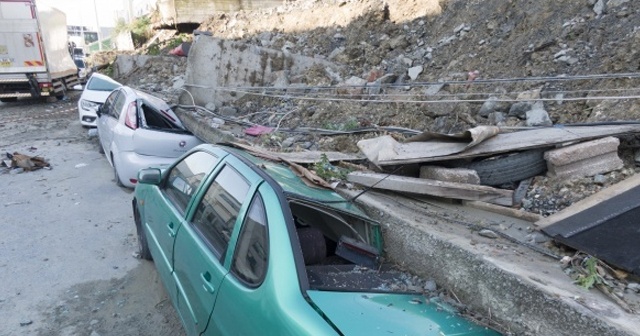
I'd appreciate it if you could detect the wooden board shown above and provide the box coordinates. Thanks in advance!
[347,172,514,206]
[358,125,640,166]
[535,173,640,230]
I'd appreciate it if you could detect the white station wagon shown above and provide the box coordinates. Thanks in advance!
[96,86,202,188]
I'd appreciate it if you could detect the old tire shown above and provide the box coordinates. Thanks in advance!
[452,149,548,186]
[134,202,152,261]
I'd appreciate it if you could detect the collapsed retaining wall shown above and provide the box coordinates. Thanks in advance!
[341,189,637,336]
[181,36,339,108]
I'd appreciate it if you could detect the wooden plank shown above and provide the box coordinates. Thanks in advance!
[347,172,514,206]
[463,200,542,223]
[358,125,640,166]
[227,141,362,163]
[535,173,640,230]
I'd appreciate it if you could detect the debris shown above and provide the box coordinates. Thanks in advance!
[5,152,50,171]
[419,166,480,185]
[544,136,623,179]
[75,163,88,169]
[358,124,640,166]
[478,229,499,239]
[347,171,514,206]
[540,173,640,276]
[19,320,32,327]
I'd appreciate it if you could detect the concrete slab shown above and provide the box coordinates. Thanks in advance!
[545,137,623,178]
[420,165,481,184]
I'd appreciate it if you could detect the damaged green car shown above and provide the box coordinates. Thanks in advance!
[132,144,500,336]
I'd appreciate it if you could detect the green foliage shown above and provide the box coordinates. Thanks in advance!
[312,154,352,181]
[575,257,603,290]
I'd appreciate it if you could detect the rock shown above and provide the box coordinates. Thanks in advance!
[454,24,467,34]
[508,102,533,119]
[488,112,506,124]
[593,174,607,184]
[328,47,345,60]
[516,88,541,101]
[478,229,499,239]
[220,106,238,117]
[527,232,550,244]
[388,35,409,50]
[401,57,413,67]
[19,320,33,326]
[423,280,437,292]
[407,65,423,80]
[593,0,606,16]
[478,96,505,117]
[627,282,640,292]
[204,102,217,112]
[423,84,444,96]
[608,0,629,6]
[343,76,367,87]
[525,102,552,126]
[281,137,296,148]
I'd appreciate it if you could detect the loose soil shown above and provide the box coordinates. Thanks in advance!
[0,93,183,336]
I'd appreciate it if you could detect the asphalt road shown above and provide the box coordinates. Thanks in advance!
[0,95,184,336]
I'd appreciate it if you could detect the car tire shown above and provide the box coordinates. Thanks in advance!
[449,148,548,186]
[0,97,17,103]
[133,201,152,261]
[112,155,124,187]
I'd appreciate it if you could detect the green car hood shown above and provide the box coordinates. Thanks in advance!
[307,291,500,336]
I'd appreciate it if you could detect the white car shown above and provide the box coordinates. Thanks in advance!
[78,73,122,127]
[96,86,203,188]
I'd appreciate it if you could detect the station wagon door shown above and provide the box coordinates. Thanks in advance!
[172,157,261,336]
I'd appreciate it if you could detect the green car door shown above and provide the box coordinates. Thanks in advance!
[204,183,338,336]
[172,156,262,335]
[139,150,221,305]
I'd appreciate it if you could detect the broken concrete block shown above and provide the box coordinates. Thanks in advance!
[545,136,623,179]
[419,166,481,185]
[407,65,423,81]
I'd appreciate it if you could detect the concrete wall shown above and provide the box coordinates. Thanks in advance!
[181,35,337,108]
[340,189,636,336]
[158,0,284,25]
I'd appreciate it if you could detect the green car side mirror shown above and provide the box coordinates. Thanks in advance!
[138,168,162,185]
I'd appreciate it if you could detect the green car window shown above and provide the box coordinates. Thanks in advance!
[164,151,219,214]
[231,194,268,286]
[191,165,250,261]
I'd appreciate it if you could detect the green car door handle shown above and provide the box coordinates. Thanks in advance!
[167,222,177,237]
[200,272,215,294]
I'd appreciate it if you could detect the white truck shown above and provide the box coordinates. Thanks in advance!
[0,0,79,102]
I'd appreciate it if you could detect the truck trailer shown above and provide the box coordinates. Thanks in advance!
[0,0,79,102]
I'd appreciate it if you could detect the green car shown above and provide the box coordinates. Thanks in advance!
[132,144,500,336]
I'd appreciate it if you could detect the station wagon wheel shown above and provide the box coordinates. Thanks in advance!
[112,154,124,187]
[134,202,152,261]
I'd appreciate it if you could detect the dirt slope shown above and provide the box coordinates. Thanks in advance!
[113,0,640,216]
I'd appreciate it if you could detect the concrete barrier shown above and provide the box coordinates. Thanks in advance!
[545,137,623,178]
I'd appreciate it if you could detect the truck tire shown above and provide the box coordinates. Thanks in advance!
[451,149,548,186]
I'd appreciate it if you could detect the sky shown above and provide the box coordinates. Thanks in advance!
[36,0,125,28]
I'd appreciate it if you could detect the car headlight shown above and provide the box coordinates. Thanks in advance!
[80,99,99,110]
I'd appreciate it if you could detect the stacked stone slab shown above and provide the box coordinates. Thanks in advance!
[419,166,481,184]
[544,136,623,178]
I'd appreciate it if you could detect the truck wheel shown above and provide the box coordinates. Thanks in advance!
[0,98,17,103]
[134,202,152,261]
[450,148,548,186]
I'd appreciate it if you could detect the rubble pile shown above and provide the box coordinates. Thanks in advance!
[112,0,640,219]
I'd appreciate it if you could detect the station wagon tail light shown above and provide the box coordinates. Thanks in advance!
[124,102,138,129]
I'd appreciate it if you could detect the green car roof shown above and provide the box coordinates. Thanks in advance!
[221,146,372,219]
